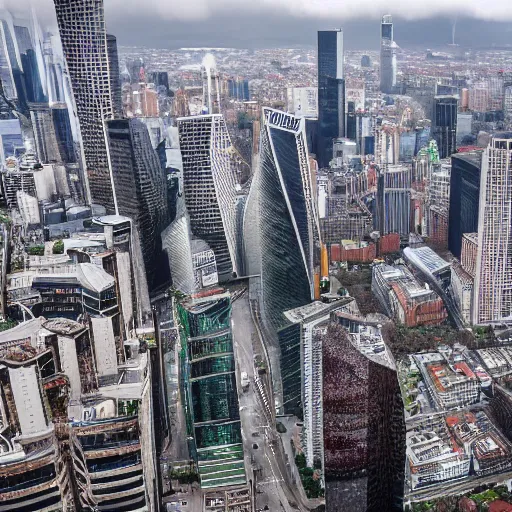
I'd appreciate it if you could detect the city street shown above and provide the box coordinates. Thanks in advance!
[231,286,312,512]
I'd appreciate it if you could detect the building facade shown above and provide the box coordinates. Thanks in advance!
[106,118,169,290]
[317,29,345,168]
[380,15,397,94]
[433,96,458,159]
[178,114,247,281]
[473,136,512,324]
[448,151,482,258]
[323,320,405,512]
[251,107,320,331]
[53,0,116,210]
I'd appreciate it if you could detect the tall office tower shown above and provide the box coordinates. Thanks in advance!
[106,33,122,118]
[361,55,371,68]
[177,114,247,281]
[51,103,76,163]
[146,71,170,94]
[377,164,412,236]
[323,319,405,512]
[201,53,221,114]
[317,29,345,168]
[469,80,490,112]
[177,291,246,488]
[227,77,250,101]
[106,118,169,290]
[433,95,458,158]
[448,150,482,258]
[246,107,320,331]
[0,16,17,100]
[53,0,116,211]
[29,102,60,163]
[473,135,512,324]
[380,15,397,94]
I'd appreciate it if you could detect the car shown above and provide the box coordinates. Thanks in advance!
[240,371,250,390]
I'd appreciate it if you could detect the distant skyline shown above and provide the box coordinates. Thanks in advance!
[3,0,512,50]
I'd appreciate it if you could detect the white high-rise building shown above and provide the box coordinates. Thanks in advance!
[473,136,512,324]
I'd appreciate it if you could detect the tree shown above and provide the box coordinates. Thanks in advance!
[53,240,64,255]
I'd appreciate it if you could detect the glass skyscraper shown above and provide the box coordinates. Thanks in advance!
[317,29,345,168]
[433,95,458,159]
[380,15,397,94]
[254,107,320,331]
[106,118,169,290]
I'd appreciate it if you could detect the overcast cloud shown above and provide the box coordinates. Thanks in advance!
[1,0,512,48]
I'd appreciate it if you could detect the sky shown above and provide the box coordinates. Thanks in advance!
[3,0,512,49]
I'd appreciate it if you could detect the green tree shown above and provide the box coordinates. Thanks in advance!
[53,240,64,254]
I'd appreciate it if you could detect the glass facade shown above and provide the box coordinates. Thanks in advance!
[106,118,169,290]
[177,295,246,488]
[448,152,482,258]
[317,30,344,168]
[278,323,302,415]
[52,106,76,163]
[259,118,313,331]
[433,96,458,159]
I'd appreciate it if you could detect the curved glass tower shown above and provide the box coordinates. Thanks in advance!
[257,107,320,331]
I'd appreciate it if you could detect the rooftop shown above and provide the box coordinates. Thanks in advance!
[403,246,451,277]
[43,318,85,336]
[76,263,115,293]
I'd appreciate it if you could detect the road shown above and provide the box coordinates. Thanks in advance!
[230,286,318,512]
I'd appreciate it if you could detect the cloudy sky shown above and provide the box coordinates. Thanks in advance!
[3,0,512,49]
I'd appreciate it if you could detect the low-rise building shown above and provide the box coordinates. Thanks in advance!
[372,264,447,327]
[414,352,480,410]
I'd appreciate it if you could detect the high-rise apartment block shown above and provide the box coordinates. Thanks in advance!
[380,15,397,94]
[317,29,345,168]
[53,0,116,210]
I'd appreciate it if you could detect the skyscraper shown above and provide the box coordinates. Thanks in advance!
[473,135,512,324]
[106,33,122,119]
[323,319,405,511]
[53,0,116,210]
[177,291,246,488]
[380,15,397,94]
[247,107,320,331]
[433,95,458,159]
[448,150,482,258]
[317,29,345,168]
[177,114,247,281]
[106,118,169,290]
